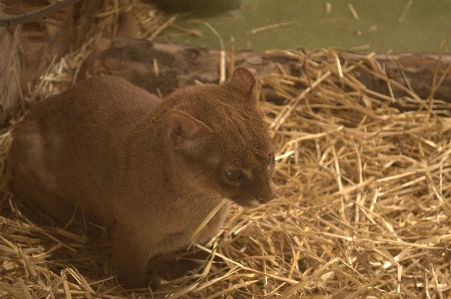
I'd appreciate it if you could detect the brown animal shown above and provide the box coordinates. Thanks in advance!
[10,67,276,288]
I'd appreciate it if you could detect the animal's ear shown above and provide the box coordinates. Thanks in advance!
[226,67,258,100]
[164,110,211,150]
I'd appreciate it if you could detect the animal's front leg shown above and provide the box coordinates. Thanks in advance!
[110,223,153,289]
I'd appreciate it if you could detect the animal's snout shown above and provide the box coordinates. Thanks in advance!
[255,190,276,204]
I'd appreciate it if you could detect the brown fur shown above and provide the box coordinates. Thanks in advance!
[10,67,275,288]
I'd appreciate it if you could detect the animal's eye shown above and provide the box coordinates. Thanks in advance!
[224,169,242,181]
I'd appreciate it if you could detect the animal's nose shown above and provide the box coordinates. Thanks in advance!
[255,191,276,204]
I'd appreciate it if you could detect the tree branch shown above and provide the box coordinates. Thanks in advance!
[0,0,81,27]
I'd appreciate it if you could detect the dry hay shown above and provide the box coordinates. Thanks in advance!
[1,1,451,298]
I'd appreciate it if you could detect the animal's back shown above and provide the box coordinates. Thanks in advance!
[10,75,161,224]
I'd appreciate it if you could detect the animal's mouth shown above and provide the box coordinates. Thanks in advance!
[249,198,263,207]
[231,197,266,208]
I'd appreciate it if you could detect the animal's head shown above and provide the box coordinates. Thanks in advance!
[163,67,275,207]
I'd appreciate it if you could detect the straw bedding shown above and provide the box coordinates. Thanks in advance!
[1,1,450,298]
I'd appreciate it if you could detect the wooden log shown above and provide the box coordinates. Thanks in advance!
[78,38,451,104]
[0,0,101,126]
